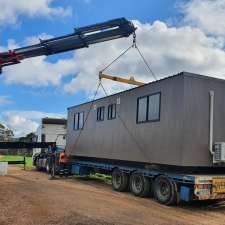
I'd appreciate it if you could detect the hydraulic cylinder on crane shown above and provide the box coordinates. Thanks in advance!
[0,18,136,74]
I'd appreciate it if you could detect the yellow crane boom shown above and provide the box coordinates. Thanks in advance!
[99,72,146,86]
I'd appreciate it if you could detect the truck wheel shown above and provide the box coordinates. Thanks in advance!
[35,159,41,171]
[46,161,51,174]
[112,168,129,192]
[130,173,150,197]
[153,175,177,205]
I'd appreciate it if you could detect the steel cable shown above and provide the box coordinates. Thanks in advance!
[100,33,157,81]
[70,35,156,161]
[99,82,152,163]
[135,45,157,81]
[68,81,101,155]
[100,44,134,72]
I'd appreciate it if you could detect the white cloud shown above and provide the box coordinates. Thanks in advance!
[0,96,11,105]
[1,110,65,137]
[0,0,72,26]
[0,39,20,52]
[3,56,76,86]
[1,1,225,137]
[2,18,225,97]
[24,33,54,45]
[1,33,76,86]
[1,1,225,98]
[63,20,225,95]
[181,0,225,36]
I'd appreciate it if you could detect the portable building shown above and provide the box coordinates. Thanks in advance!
[66,72,225,168]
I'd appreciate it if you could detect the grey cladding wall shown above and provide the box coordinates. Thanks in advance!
[66,72,225,167]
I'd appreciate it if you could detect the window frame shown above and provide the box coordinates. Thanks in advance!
[107,103,116,120]
[136,92,161,124]
[74,112,79,130]
[78,111,84,130]
[97,106,105,122]
[73,111,84,130]
[136,95,148,123]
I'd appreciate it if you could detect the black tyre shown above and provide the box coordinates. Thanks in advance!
[35,158,41,171]
[130,173,150,197]
[153,175,177,205]
[46,160,51,174]
[112,168,129,192]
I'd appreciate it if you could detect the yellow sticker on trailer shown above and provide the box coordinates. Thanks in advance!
[212,177,225,193]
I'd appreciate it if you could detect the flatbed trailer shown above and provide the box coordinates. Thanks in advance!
[65,157,225,205]
[63,72,225,205]
[32,150,225,205]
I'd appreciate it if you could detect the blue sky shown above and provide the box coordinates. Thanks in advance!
[0,0,225,136]
[0,0,176,112]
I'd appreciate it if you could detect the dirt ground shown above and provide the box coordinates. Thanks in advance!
[0,166,225,225]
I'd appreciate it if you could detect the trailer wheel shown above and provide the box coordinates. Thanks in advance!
[112,168,129,192]
[130,173,150,197]
[153,175,177,205]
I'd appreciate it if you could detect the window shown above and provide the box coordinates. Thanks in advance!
[97,106,105,121]
[108,104,116,120]
[74,113,79,130]
[41,134,45,142]
[74,112,84,130]
[137,93,161,123]
[137,96,147,123]
[79,112,84,129]
[148,94,160,121]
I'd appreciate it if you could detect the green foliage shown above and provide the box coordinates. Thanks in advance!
[89,173,112,184]
[74,173,112,184]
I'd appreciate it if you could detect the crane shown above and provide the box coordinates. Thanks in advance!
[99,71,146,86]
[0,18,136,74]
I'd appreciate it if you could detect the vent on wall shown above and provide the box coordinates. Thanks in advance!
[213,143,225,162]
